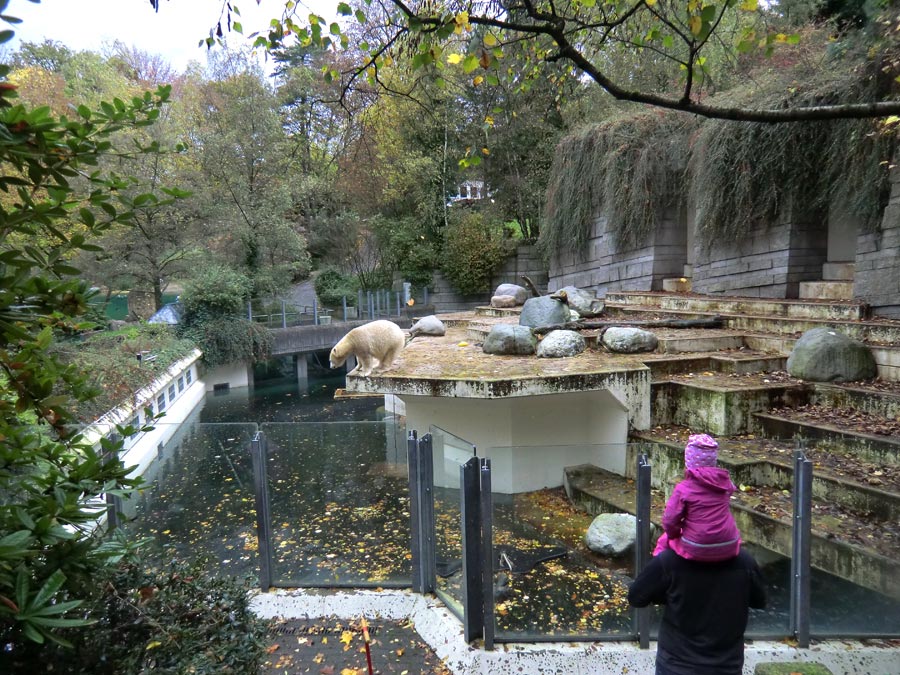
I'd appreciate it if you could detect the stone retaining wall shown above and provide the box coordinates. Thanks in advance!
[548,207,686,294]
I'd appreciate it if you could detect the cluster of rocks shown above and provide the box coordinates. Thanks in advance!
[484,283,658,358]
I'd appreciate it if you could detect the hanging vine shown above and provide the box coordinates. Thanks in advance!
[540,111,698,260]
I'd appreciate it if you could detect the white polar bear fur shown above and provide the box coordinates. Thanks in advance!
[329,320,406,376]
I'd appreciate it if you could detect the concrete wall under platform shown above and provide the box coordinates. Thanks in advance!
[403,389,629,493]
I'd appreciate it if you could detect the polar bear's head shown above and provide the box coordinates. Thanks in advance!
[329,340,349,369]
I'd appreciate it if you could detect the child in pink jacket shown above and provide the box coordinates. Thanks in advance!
[653,433,742,562]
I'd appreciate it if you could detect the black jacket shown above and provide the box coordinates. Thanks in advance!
[628,549,767,675]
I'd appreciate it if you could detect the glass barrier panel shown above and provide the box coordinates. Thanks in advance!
[116,422,260,579]
[260,420,410,587]
[799,436,900,637]
[430,425,476,621]
[488,443,639,641]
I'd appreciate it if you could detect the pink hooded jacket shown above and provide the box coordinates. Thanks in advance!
[655,466,742,561]
[653,434,742,561]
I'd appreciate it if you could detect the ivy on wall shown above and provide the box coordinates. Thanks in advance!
[541,112,698,260]
[541,70,895,260]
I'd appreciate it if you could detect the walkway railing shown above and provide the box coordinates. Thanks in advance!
[248,288,432,328]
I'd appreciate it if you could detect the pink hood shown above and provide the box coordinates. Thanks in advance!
[685,466,737,494]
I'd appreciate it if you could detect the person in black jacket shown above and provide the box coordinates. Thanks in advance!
[627,548,767,675]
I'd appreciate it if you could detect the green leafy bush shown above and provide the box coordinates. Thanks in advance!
[181,266,253,321]
[314,265,359,307]
[0,53,176,646]
[7,560,271,675]
[441,210,511,296]
[182,316,272,367]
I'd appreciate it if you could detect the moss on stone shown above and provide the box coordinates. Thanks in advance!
[754,663,834,675]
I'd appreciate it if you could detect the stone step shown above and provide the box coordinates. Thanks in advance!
[810,383,900,420]
[651,377,809,436]
[605,291,868,321]
[473,305,521,318]
[643,352,787,379]
[754,412,900,467]
[799,281,853,301]
[605,303,900,346]
[565,463,900,601]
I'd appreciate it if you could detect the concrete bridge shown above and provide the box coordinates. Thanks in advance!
[269,318,411,356]
[268,318,412,384]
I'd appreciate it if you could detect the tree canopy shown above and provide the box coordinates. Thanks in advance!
[178,0,900,123]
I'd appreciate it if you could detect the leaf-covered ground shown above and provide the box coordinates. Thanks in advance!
[259,618,453,674]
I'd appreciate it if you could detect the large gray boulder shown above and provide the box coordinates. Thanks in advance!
[494,283,529,305]
[491,295,519,309]
[409,315,446,338]
[787,327,876,382]
[482,324,537,355]
[537,330,586,358]
[602,326,659,353]
[552,286,605,318]
[585,513,636,557]
[519,296,570,329]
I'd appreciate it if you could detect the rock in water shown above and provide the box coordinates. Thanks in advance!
[585,513,637,557]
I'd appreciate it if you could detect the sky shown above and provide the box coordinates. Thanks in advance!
[6,0,335,72]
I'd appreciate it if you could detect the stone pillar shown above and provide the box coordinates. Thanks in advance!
[855,153,900,317]
[295,354,309,390]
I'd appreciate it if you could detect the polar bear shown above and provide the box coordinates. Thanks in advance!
[329,320,406,377]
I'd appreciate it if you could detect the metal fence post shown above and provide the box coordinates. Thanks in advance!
[791,444,812,647]
[313,297,319,325]
[407,431,436,594]
[396,291,401,317]
[247,301,253,321]
[424,287,429,306]
[281,300,287,329]
[342,296,348,322]
[419,433,436,592]
[480,457,494,650]
[635,452,652,649]
[407,431,423,593]
[460,457,484,643]
[250,431,274,591]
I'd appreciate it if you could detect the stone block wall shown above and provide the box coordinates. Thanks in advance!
[421,244,549,314]
[855,162,900,318]
[548,206,687,294]
[691,205,827,298]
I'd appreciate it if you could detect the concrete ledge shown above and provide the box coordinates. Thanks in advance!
[249,588,900,675]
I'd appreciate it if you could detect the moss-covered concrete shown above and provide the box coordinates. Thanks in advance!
[754,662,834,675]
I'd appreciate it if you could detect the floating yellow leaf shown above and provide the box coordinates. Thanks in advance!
[473,75,484,86]
[484,33,498,47]
[341,669,359,675]
[340,630,353,648]
[146,640,162,650]
[447,53,463,65]
[457,341,469,347]
[740,0,757,10]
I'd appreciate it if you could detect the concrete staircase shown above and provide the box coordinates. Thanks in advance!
[560,291,900,601]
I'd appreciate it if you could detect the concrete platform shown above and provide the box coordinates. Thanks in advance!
[345,326,652,492]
